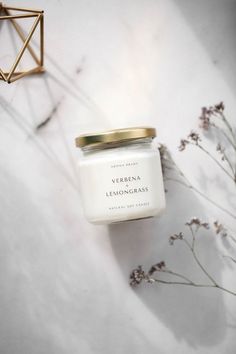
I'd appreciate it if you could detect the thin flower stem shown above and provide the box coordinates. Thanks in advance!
[150,278,210,287]
[183,237,218,286]
[211,122,236,151]
[222,255,236,264]
[148,278,236,296]
[153,268,195,284]
[165,177,236,220]
[192,143,235,183]
[189,225,196,249]
[220,113,236,146]
[222,151,235,177]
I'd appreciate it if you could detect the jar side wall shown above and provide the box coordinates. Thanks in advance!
[78,147,166,224]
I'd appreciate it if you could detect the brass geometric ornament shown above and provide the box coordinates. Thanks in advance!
[0,2,44,83]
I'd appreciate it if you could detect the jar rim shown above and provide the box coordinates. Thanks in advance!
[75,127,156,149]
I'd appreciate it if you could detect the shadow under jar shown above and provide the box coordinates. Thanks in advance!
[75,127,166,224]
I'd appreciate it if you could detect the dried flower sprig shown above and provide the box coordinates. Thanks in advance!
[178,103,236,183]
[130,266,148,287]
[199,102,236,152]
[186,217,209,230]
[130,219,236,296]
[179,133,235,183]
[169,232,183,245]
[199,102,225,131]
[132,103,236,299]
[178,131,201,151]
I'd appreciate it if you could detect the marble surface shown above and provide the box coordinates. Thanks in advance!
[1,0,236,353]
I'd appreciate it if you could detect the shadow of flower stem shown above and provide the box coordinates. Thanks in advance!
[160,144,236,220]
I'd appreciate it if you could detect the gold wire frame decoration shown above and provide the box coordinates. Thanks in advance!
[0,2,44,83]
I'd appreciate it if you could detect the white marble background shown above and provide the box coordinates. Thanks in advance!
[1,0,236,353]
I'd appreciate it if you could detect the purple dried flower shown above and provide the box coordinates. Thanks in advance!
[179,131,201,151]
[185,217,209,229]
[148,261,166,275]
[199,102,225,130]
[214,102,225,112]
[169,232,184,245]
[130,266,146,287]
[178,139,189,151]
[188,131,201,144]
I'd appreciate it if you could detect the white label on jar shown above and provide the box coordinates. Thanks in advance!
[79,152,165,222]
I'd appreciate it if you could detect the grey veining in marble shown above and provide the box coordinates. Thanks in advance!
[0,1,236,353]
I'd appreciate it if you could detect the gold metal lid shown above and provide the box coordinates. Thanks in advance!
[75,127,156,148]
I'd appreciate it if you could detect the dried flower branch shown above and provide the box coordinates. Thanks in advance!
[185,217,209,230]
[178,139,189,152]
[199,102,225,131]
[199,102,236,151]
[130,219,236,296]
[131,103,236,299]
[178,103,236,183]
[179,133,235,183]
[178,131,201,151]
[130,266,147,287]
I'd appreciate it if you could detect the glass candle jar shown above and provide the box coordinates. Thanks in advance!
[75,127,166,224]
